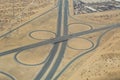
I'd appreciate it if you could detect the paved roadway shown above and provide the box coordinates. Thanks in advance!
[0,23,120,56]
[44,0,68,79]
[0,71,15,80]
[53,28,113,80]
[0,3,57,39]
[0,0,120,80]
[34,0,63,79]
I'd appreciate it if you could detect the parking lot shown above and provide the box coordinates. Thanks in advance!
[73,0,120,15]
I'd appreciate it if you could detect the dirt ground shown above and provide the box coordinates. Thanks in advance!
[0,0,120,80]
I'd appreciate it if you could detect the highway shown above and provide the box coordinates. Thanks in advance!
[34,0,63,79]
[0,0,120,80]
[0,23,120,56]
[13,0,62,67]
[44,0,68,79]
[53,28,113,80]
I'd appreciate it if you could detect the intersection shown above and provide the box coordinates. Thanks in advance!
[0,0,120,80]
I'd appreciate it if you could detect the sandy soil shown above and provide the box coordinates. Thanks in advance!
[0,0,120,80]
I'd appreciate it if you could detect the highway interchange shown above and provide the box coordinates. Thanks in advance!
[0,0,120,80]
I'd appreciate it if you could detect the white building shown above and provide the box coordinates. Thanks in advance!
[80,0,112,3]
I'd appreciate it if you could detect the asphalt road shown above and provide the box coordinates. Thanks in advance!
[0,23,120,56]
[0,71,15,80]
[53,28,113,80]
[34,0,63,80]
[0,0,120,80]
[44,0,69,79]
[0,3,57,39]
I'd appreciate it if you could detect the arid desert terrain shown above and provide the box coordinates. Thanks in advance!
[0,0,120,80]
